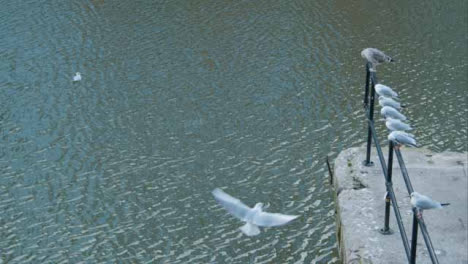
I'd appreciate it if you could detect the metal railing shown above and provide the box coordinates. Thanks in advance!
[362,62,439,264]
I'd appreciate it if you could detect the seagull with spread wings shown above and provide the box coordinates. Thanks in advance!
[212,188,299,236]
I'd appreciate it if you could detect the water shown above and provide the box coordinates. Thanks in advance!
[1,0,466,263]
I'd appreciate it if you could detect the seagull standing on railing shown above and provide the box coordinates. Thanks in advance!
[385,118,413,131]
[379,96,402,110]
[381,106,407,121]
[375,84,399,99]
[212,188,299,236]
[361,48,394,72]
[388,131,417,149]
[410,192,450,219]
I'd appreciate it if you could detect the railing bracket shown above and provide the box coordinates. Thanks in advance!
[379,228,394,235]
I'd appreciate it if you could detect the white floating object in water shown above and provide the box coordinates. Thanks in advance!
[73,72,82,82]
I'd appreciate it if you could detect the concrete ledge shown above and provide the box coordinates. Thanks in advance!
[333,146,467,264]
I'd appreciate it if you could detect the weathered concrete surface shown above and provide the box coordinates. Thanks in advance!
[334,146,467,264]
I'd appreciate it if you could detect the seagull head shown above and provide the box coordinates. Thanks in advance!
[410,192,420,199]
[360,49,366,59]
[253,203,264,211]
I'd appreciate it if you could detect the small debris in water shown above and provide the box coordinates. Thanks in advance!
[73,72,82,82]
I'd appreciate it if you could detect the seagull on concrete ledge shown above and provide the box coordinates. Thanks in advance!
[212,188,299,236]
[410,192,450,218]
[361,48,394,72]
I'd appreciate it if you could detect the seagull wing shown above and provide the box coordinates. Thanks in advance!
[370,49,388,63]
[395,133,417,147]
[385,99,401,109]
[389,108,406,120]
[401,123,412,130]
[393,120,412,131]
[415,195,441,209]
[212,188,251,221]
[252,212,299,227]
[385,121,396,131]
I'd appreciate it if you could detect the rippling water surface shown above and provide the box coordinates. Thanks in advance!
[1,0,466,263]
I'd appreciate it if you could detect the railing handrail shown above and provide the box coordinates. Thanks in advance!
[367,119,412,260]
[362,62,440,264]
[395,149,439,263]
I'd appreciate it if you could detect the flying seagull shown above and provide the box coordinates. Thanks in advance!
[410,192,449,218]
[385,118,413,131]
[361,48,394,72]
[212,188,299,236]
[379,96,402,110]
[388,131,417,148]
[375,84,398,98]
[381,106,407,121]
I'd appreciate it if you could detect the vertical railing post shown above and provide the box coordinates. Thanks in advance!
[363,62,371,107]
[410,209,419,264]
[363,71,377,166]
[381,140,393,234]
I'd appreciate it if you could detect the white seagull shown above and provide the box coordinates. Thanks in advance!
[385,118,412,131]
[410,192,449,218]
[212,188,299,236]
[381,106,407,121]
[73,72,82,82]
[361,48,394,72]
[379,96,402,110]
[388,131,417,148]
[375,84,398,98]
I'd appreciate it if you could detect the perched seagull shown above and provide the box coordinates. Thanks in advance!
[385,117,412,131]
[73,72,82,82]
[212,188,299,236]
[410,192,450,218]
[388,131,417,148]
[379,96,402,110]
[375,84,398,99]
[381,106,407,121]
[361,48,394,72]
